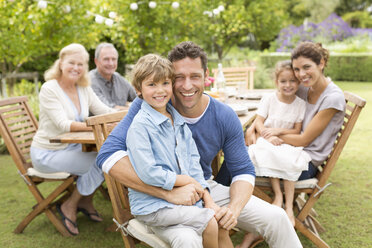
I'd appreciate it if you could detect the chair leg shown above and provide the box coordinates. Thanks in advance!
[14,207,42,234]
[308,214,325,233]
[44,208,73,237]
[120,233,137,248]
[249,236,264,248]
[296,193,318,217]
[295,218,330,248]
[253,187,272,203]
[98,185,110,201]
[14,178,75,236]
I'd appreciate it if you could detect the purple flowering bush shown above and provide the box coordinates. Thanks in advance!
[274,13,372,52]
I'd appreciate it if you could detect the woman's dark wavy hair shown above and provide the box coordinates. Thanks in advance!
[291,42,330,70]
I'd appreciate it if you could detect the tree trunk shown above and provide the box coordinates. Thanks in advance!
[216,44,223,63]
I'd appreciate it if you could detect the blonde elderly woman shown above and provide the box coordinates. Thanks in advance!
[30,43,115,235]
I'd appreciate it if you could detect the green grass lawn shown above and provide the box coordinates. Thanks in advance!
[1,82,371,247]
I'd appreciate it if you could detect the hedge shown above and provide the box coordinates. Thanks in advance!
[260,53,372,82]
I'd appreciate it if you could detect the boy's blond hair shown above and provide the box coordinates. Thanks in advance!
[131,54,174,98]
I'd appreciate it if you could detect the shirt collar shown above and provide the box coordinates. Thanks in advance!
[141,101,185,126]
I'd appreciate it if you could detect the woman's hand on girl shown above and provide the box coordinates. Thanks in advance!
[267,136,284,146]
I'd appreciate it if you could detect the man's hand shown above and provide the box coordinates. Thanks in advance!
[165,184,201,206]
[214,206,238,230]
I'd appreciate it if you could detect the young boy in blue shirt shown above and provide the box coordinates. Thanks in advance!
[126,54,233,248]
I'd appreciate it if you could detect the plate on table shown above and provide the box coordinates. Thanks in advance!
[244,102,259,111]
[236,93,263,100]
[227,103,249,116]
[225,87,237,97]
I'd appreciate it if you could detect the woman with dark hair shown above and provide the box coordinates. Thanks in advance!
[239,41,346,247]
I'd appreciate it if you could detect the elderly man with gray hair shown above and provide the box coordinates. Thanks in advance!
[90,43,136,110]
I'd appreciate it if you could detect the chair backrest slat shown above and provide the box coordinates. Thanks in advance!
[212,66,256,90]
[3,109,27,119]
[6,116,31,125]
[18,139,33,149]
[15,133,34,143]
[0,97,38,173]
[0,104,25,114]
[318,92,365,178]
[9,121,36,132]
[12,126,36,137]
[86,111,134,228]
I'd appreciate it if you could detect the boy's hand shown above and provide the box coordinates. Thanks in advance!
[189,177,205,197]
[175,175,204,197]
[166,184,201,205]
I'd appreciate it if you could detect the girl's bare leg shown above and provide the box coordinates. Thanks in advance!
[236,232,260,248]
[202,217,218,248]
[271,178,283,207]
[283,180,295,226]
[218,228,233,248]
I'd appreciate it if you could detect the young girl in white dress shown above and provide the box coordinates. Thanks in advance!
[248,60,310,226]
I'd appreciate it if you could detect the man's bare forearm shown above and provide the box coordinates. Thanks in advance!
[228,180,253,216]
[108,156,168,199]
[215,180,253,230]
[108,156,200,205]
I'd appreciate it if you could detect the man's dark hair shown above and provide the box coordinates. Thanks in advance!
[168,41,208,72]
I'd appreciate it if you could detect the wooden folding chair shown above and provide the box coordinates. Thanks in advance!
[212,66,256,90]
[253,91,366,248]
[86,111,169,248]
[0,96,76,236]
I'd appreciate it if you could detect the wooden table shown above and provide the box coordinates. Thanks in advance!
[50,131,95,144]
[49,98,259,148]
[50,131,97,152]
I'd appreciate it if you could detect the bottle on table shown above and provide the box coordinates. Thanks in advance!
[216,63,226,102]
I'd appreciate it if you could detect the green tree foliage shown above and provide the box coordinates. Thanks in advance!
[99,0,202,63]
[195,0,288,60]
[302,0,340,23]
[98,0,288,62]
[335,0,372,15]
[0,0,102,91]
[343,11,372,28]
[282,0,310,26]
[0,0,294,78]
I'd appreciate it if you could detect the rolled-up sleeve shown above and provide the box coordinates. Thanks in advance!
[127,124,177,190]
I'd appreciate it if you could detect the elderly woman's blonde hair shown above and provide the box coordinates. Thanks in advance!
[44,43,90,87]
[131,54,174,98]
